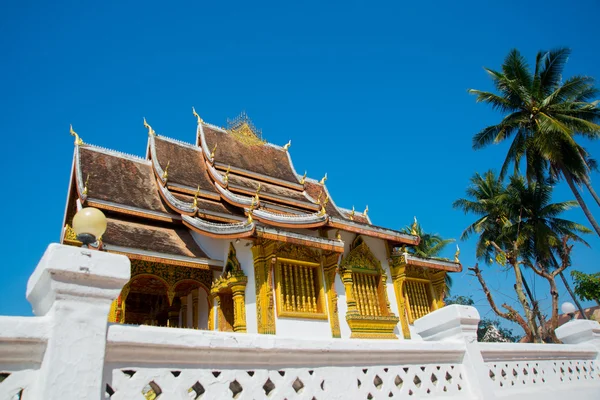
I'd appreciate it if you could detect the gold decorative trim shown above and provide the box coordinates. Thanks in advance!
[251,241,277,334]
[323,252,341,338]
[211,243,248,332]
[86,200,177,223]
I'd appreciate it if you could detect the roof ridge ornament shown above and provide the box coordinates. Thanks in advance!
[454,245,460,263]
[143,118,156,136]
[224,165,230,186]
[193,185,200,209]
[247,209,254,224]
[320,173,327,185]
[70,124,83,146]
[319,195,329,216]
[349,206,355,221]
[283,140,291,151]
[192,107,203,124]
[82,174,90,196]
[226,111,265,146]
[300,171,307,185]
[363,205,369,216]
[210,143,217,160]
[411,216,418,235]
[162,161,170,181]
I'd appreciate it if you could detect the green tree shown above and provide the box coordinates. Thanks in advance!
[402,220,455,293]
[454,171,589,342]
[469,48,600,236]
[571,271,600,306]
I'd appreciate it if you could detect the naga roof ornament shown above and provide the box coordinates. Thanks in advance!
[349,206,355,221]
[192,106,202,124]
[363,205,369,216]
[70,124,83,146]
[283,140,291,151]
[320,173,327,185]
[454,245,460,263]
[411,216,418,235]
[210,143,217,160]
[300,171,307,185]
[162,161,170,181]
[82,174,90,196]
[143,117,156,136]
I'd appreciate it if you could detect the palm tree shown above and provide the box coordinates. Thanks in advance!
[454,171,590,342]
[469,48,600,236]
[401,221,455,293]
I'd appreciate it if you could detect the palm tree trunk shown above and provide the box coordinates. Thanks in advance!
[583,176,600,208]
[563,168,600,237]
[559,271,587,319]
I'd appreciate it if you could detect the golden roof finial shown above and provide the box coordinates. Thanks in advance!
[82,174,90,196]
[192,107,203,124]
[316,192,322,204]
[320,173,328,185]
[411,216,418,235]
[335,230,342,241]
[224,165,230,186]
[193,185,200,209]
[454,245,460,263]
[70,124,83,146]
[349,206,355,221]
[247,210,254,224]
[254,183,262,204]
[283,140,291,151]
[162,161,170,181]
[210,143,217,159]
[300,171,307,185]
[363,205,369,216]
[319,195,329,216]
[143,117,156,136]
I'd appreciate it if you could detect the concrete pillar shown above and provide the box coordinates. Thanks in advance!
[25,244,130,400]
[556,319,600,352]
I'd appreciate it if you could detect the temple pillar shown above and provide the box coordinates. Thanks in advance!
[323,252,341,338]
[231,279,248,333]
[208,294,216,331]
[168,310,179,328]
[340,268,359,317]
[191,289,199,329]
[251,241,276,335]
[180,296,188,328]
[390,259,411,339]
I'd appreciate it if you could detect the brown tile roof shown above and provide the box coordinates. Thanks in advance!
[103,216,208,259]
[154,137,216,193]
[79,147,169,214]
[227,173,314,204]
[304,181,344,218]
[171,192,244,218]
[203,125,299,183]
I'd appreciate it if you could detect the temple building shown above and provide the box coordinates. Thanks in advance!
[60,111,461,340]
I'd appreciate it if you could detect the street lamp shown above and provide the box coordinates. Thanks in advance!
[72,207,107,248]
[561,302,577,322]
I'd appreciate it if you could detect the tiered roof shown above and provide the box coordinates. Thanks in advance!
[62,112,461,273]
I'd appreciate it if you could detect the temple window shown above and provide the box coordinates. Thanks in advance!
[403,278,435,323]
[339,237,399,339]
[274,258,327,319]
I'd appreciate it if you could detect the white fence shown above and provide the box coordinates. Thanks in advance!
[0,244,598,400]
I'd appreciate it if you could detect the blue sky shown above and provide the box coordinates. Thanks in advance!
[1,1,599,330]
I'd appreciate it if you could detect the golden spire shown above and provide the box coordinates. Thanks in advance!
[192,107,203,124]
[224,165,230,186]
[283,140,291,151]
[454,245,460,263]
[411,216,418,235]
[143,117,156,136]
[363,205,369,216]
[193,185,200,209]
[349,206,355,221]
[300,171,307,185]
[70,124,83,146]
[162,161,170,181]
[82,174,89,196]
[210,143,217,159]
[320,173,328,185]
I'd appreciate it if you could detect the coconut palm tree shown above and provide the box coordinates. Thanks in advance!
[454,171,590,342]
[401,221,455,293]
[469,48,600,236]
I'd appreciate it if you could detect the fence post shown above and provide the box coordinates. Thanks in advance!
[556,319,600,358]
[25,244,130,399]
[414,305,496,400]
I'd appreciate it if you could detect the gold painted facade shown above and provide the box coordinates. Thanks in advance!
[322,252,341,338]
[339,237,399,339]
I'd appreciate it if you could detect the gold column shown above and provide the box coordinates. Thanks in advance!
[213,293,221,331]
[180,296,188,328]
[191,289,199,329]
[390,259,411,339]
[230,277,248,333]
[108,299,118,323]
[251,241,276,334]
[340,267,359,317]
[116,284,130,324]
[323,252,341,338]
[208,294,216,331]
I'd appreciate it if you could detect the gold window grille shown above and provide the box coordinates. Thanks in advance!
[404,279,434,323]
[274,257,327,320]
[352,271,385,316]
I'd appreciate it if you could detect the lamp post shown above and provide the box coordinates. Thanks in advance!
[72,207,107,248]
[561,302,577,322]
